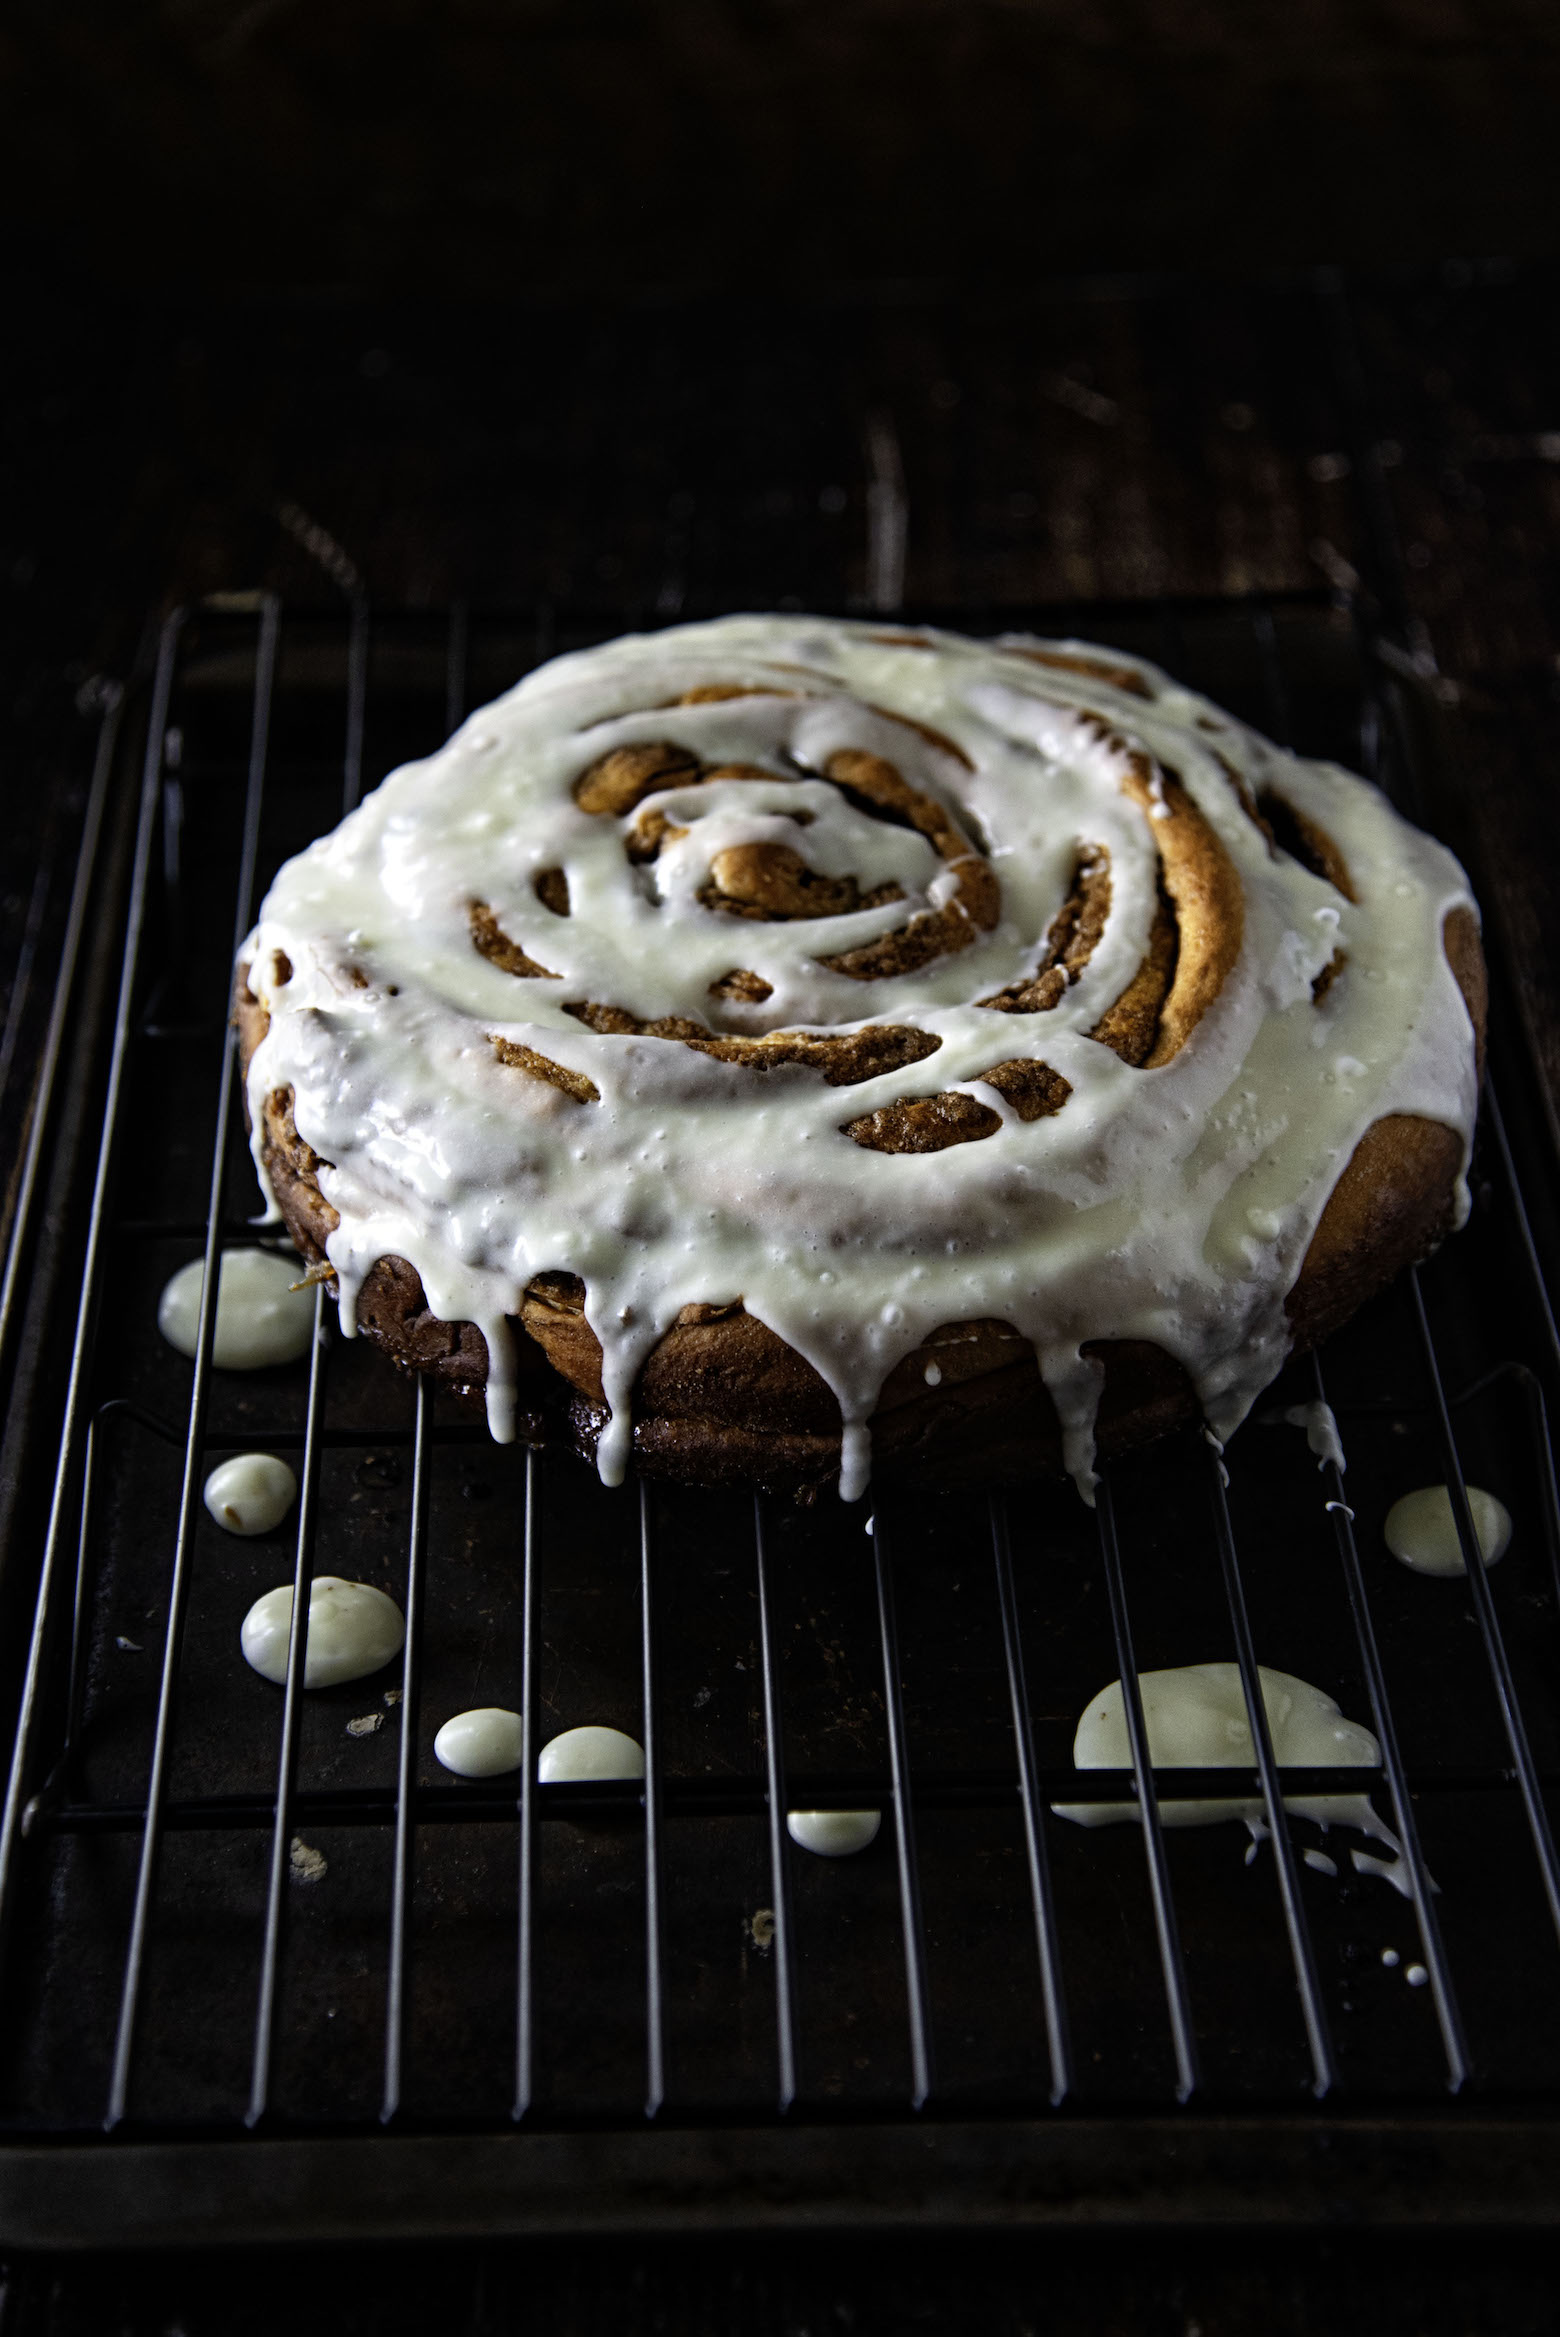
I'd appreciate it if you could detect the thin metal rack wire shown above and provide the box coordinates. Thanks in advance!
[0,612,183,1964]
[1411,1268,1560,1952]
[753,1493,800,2112]
[0,687,123,1387]
[382,1378,432,2124]
[1092,1473,1201,2104]
[870,1513,935,2111]
[512,1444,539,2123]
[0,588,1558,2171]
[1308,1343,1467,2085]
[640,1481,668,2122]
[989,1496,1070,2106]
[105,594,279,2130]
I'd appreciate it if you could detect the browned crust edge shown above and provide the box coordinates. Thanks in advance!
[1285,902,1485,1350]
[234,899,1485,1492]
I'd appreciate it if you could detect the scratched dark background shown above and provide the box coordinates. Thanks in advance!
[5,2,1560,2329]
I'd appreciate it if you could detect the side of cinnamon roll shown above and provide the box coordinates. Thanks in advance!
[235,618,1484,1501]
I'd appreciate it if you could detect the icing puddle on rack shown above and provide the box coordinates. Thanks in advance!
[241,1578,406,1689]
[1053,1660,1414,1895]
[537,1726,645,1783]
[786,1809,881,1858]
[203,1452,297,1537]
[434,1707,525,1778]
[1385,1483,1511,1576]
[159,1248,315,1369]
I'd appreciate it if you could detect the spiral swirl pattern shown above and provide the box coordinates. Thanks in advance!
[242,617,1480,1498]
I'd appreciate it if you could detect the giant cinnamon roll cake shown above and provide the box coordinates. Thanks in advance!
[236,617,1484,1501]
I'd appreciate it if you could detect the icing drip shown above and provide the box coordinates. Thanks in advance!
[240,618,1480,1499]
[1054,1660,1413,1894]
[1277,1400,1347,1473]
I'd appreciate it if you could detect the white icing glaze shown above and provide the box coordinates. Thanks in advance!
[240,617,1479,1499]
[786,1808,881,1857]
[203,1452,298,1536]
[434,1706,524,1777]
[537,1724,645,1782]
[1384,1483,1511,1575]
[159,1249,315,1370]
[241,1576,405,1688]
[1277,1399,1347,1472]
[1053,1661,1409,1887]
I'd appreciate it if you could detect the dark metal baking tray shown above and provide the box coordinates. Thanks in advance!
[2,592,1560,2243]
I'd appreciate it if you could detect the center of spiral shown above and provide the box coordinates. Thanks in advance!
[572,724,1002,1005]
[638,775,944,935]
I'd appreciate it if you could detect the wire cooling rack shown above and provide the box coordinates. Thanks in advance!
[2,591,1560,2243]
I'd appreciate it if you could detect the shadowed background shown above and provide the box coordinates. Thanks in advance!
[4,5,1560,2332]
[6,0,1560,290]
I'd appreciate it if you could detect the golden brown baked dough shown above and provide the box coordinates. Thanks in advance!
[235,883,1484,1496]
[235,615,1485,1500]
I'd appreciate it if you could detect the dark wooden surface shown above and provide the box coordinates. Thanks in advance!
[6,265,1560,1133]
[4,1,1560,289]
